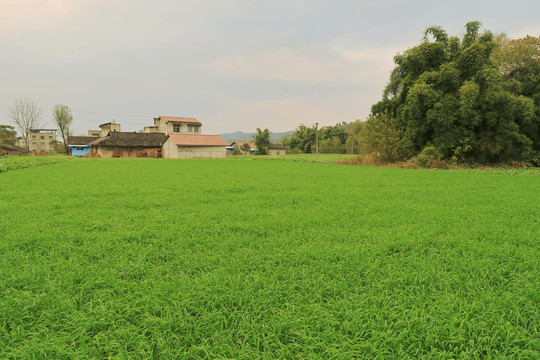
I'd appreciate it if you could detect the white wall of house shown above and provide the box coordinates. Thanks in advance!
[162,137,178,158]
[162,138,225,158]
[177,146,226,159]
[155,119,201,134]
[28,131,56,153]
[269,149,286,155]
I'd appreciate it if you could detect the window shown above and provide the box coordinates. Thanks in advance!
[173,124,181,133]
[188,125,199,133]
[76,147,84,151]
[40,142,45,146]
[41,136,44,139]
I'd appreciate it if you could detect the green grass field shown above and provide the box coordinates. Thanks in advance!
[1,158,539,358]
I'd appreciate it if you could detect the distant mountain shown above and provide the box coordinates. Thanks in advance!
[220,130,295,143]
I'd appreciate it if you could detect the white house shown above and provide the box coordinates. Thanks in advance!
[153,116,227,158]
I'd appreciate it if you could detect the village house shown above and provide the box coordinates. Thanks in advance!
[231,141,257,155]
[88,121,121,137]
[18,129,58,155]
[153,116,227,159]
[268,143,286,155]
[147,116,202,135]
[88,132,168,158]
[163,134,228,159]
[1,144,27,156]
[71,116,227,159]
[67,136,97,157]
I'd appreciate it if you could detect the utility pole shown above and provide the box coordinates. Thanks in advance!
[315,122,319,157]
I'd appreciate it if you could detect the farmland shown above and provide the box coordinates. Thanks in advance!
[0,158,539,358]
[0,156,73,173]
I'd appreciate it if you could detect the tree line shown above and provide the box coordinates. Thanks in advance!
[282,22,540,166]
[282,122,366,155]
[369,22,539,166]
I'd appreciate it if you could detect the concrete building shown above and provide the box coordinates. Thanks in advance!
[98,121,121,136]
[86,121,121,138]
[22,129,58,155]
[268,143,286,155]
[163,134,228,159]
[143,125,160,133]
[148,116,228,158]
[152,116,202,134]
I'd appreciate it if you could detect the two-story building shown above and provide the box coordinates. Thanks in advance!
[153,116,227,159]
[23,129,58,155]
[145,116,202,135]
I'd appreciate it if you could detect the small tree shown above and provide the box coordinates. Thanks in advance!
[365,113,405,162]
[0,125,17,145]
[53,104,73,155]
[8,98,41,150]
[241,142,251,155]
[254,128,270,155]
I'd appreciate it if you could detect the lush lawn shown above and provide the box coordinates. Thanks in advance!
[228,153,359,163]
[0,155,74,173]
[0,158,539,358]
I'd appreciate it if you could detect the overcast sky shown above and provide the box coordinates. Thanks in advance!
[1,0,539,135]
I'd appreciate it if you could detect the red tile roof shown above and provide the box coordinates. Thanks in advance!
[232,141,257,149]
[157,116,202,125]
[168,134,228,146]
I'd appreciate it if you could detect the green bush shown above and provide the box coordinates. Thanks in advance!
[416,146,442,168]
[523,150,540,167]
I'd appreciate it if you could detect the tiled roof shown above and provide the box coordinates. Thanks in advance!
[1,144,26,151]
[68,136,99,146]
[232,141,257,149]
[89,132,168,147]
[168,134,228,146]
[157,116,202,125]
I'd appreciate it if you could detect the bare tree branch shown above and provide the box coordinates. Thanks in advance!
[8,98,41,150]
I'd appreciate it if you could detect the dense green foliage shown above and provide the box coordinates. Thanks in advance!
[254,128,270,155]
[281,124,317,153]
[1,159,539,358]
[282,122,364,154]
[0,125,17,146]
[370,22,540,165]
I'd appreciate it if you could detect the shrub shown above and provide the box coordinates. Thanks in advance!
[523,150,540,167]
[416,146,442,168]
[365,114,405,163]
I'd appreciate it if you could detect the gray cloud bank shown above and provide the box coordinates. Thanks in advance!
[1,0,539,135]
